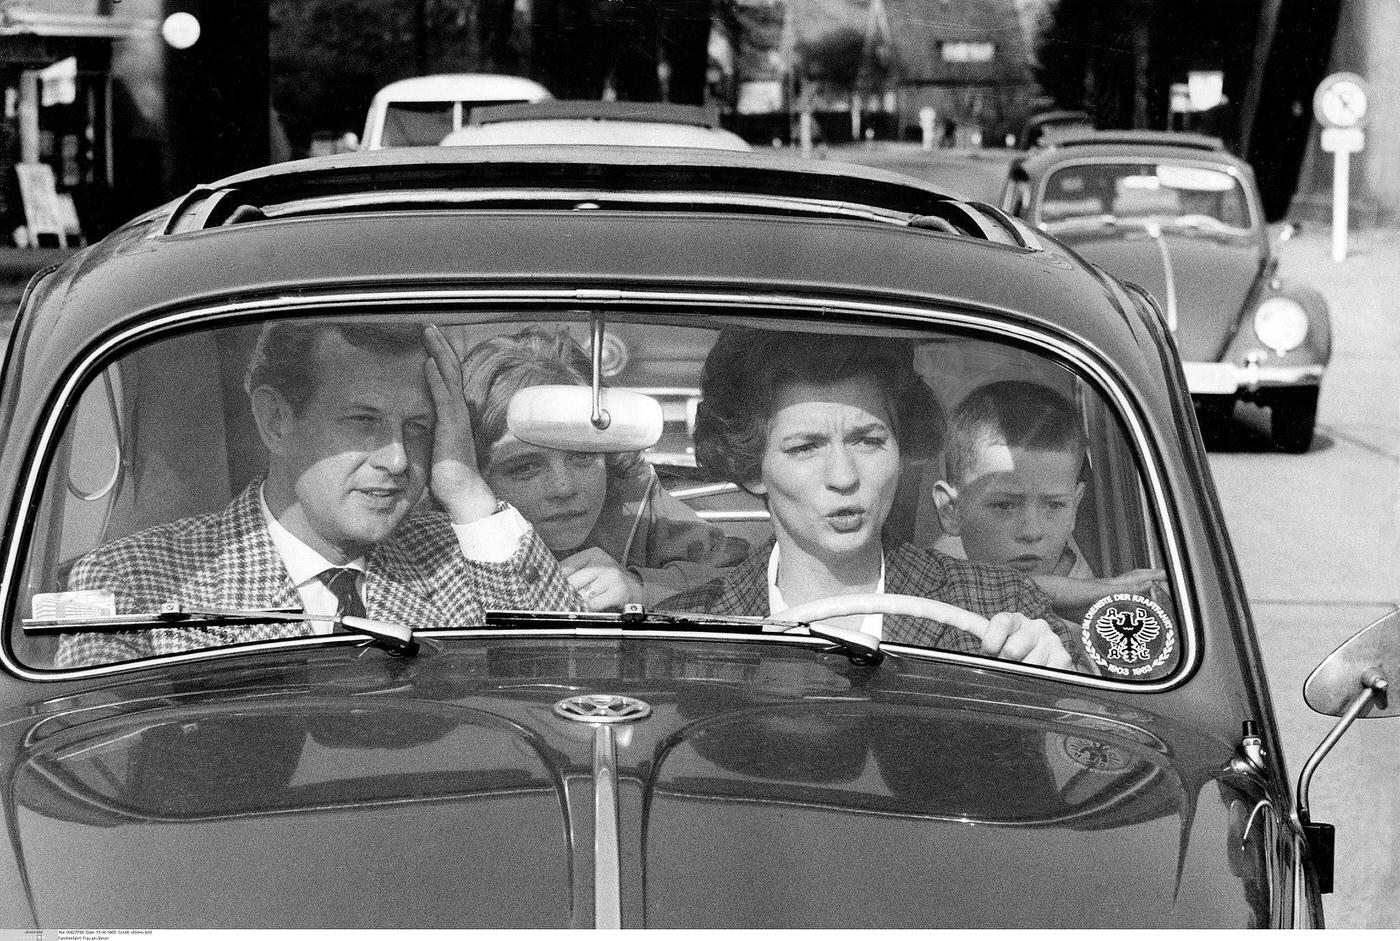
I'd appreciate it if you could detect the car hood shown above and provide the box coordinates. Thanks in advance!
[1052,225,1263,362]
[4,639,1267,928]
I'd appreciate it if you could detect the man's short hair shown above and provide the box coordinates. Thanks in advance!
[693,328,944,486]
[944,380,1086,485]
[244,321,425,411]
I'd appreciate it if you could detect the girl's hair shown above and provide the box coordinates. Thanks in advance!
[693,329,945,485]
[459,327,646,477]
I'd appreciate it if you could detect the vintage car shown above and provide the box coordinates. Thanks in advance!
[441,100,751,150]
[0,146,1392,929]
[1002,130,1330,452]
[360,73,553,149]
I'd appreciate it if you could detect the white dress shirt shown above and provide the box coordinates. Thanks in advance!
[259,484,531,633]
[766,543,887,639]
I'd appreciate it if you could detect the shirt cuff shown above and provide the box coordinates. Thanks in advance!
[452,502,531,563]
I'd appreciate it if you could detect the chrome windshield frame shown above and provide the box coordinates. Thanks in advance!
[3,286,1200,692]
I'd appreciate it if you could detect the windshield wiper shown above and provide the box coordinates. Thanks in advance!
[485,605,884,665]
[23,603,419,656]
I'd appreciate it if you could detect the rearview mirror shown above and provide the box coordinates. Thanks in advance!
[507,385,664,453]
[1156,165,1235,192]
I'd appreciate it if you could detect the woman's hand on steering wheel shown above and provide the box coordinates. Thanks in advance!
[773,594,1074,670]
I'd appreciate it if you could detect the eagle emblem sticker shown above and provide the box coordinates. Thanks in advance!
[1081,594,1176,678]
[1061,735,1131,773]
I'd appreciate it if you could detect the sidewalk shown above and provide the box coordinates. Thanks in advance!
[0,246,80,340]
[0,245,79,307]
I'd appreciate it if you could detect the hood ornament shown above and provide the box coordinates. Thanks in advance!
[554,694,651,724]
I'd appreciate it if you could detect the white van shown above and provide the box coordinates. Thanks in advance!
[360,74,552,149]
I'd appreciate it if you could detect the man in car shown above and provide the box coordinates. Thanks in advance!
[55,320,582,667]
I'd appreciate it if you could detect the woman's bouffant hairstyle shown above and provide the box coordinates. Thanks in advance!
[693,329,945,486]
[459,326,646,477]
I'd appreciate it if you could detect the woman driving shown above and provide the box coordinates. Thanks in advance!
[660,329,1082,671]
[459,327,750,610]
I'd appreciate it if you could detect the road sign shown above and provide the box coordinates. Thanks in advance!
[1321,127,1364,153]
[1313,72,1369,129]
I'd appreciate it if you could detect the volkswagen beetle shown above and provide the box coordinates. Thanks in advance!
[1001,130,1330,452]
[0,146,1390,929]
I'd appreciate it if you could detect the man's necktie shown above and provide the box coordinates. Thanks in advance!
[318,567,366,627]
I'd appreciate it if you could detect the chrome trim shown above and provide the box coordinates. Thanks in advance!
[670,481,740,500]
[553,695,650,928]
[5,287,1199,694]
[554,693,652,724]
[592,724,621,929]
[1144,222,1179,330]
[1182,360,1324,395]
[259,189,918,227]
[696,510,770,522]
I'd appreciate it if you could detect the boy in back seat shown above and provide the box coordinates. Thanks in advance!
[930,380,1163,620]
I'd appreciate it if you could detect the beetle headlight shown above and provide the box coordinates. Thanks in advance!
[1253,297,1308,354]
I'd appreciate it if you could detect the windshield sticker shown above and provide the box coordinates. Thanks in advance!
[1080,594,1176,678]
[32,589,117,619]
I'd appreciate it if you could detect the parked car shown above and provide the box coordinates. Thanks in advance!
[360,73,552,149]
[1016,109,1094,149]
[814,141,1015,203]
[441,100,751,150]
[1001,130,1329,451]
[0,145,1392,929]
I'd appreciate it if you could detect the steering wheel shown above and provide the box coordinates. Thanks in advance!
[775,593,990,643]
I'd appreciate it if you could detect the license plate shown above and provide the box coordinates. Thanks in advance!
[1182,362,1238,395]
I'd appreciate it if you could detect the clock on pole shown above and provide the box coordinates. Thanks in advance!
[1314,72,1369,262]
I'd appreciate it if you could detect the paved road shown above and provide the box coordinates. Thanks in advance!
[1207,227,1399,928]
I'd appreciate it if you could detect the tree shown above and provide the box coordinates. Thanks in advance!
[271,0,724,152]
[1032,0,1160,129]
[270,0,524,150]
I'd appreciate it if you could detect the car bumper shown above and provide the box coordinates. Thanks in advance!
[1182,361,1324,396]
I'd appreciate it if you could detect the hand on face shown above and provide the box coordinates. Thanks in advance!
[979,612,1074,669]
[559,546,643,611]
[423,324,499,524]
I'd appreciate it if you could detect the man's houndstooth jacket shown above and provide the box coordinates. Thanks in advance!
[55,480,583,667]
[659,539,1088,669]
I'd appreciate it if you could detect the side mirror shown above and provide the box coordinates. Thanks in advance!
[1292,609,1397,893]
[1304,608,1399,717]
[507,385,663,453]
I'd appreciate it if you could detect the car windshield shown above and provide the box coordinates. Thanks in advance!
[17,309,1182,683]
[380,99,532,147]
[1038,161,1250,229]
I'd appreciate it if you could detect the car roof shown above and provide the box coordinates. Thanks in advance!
[468,100,725,129]
[1016,129,1249,178]
[13,146,1167,412]
[1040,129,1227,152]
[368,73,552,104]
[442,116,750,151]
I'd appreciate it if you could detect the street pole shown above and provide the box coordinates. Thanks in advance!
[1332,144,1349,263]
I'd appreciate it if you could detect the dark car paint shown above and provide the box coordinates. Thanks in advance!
[1053,227,1262,361]
[0,148,1320,926]
[3,638,1285,928]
